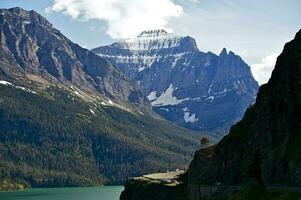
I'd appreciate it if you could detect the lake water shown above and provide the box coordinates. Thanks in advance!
[0,186,124,200]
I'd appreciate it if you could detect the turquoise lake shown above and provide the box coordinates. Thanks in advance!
[0,186,124,200]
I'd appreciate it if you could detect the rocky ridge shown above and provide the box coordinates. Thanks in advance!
[0,7,145,104]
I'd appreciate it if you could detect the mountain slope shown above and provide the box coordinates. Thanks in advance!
[0,79,209,186]
[0,7,145,104]
[0,7,213,187]
[92,30,259,134]
[187,29,301,191]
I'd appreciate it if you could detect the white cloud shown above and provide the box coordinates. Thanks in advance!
[251,53,279,85]
[47,0,183,39]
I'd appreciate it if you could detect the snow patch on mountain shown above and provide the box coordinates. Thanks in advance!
[159,108,169,112]
[147,91,157,101]
[122,36,181,51]
[207,82,213,94]
[204,60,210,67]
[0,80,12,86]
[205,96,215,103]
[183,107,189,112]
[183,108,198,123]
[89,108,95,115]
[0,80,36,94]
[150,84,188,106]
[111,30,183,51]
[96,54,162,66]
[138,66,146,72]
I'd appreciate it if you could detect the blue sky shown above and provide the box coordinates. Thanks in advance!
[0,0,300,84]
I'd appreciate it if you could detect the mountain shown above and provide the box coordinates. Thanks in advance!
[186,28,301,196]
[0,7,145,104]
[0,7,213,187]
[92,30,259,134]
[119,29,301,200]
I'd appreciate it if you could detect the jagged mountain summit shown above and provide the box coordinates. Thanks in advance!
[92,30,259,134]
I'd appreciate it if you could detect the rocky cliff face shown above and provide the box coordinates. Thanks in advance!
[93,30,259,134]
[187,29,301,191]
[0,7,145,104]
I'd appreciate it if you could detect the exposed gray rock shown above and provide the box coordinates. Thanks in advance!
[0,7,146,104]
[92,30,259,134]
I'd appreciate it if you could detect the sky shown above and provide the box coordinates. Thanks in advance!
[0,0,300,84]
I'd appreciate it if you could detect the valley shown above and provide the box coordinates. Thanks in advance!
[0,7,213,188]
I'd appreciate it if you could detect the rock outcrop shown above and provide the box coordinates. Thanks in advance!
[120,172,186,200]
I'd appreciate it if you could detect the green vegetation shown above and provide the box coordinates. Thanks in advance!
[187,185,300,200]
[229,186,299,200]
[0,84,202,187]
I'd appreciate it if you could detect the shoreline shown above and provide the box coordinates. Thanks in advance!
[0,183,123,192]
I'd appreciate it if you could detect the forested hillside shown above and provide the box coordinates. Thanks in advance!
[0,83,208,186]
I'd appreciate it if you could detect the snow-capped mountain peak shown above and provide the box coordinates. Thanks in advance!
[92,34,259,134]
[119,29,184,51]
